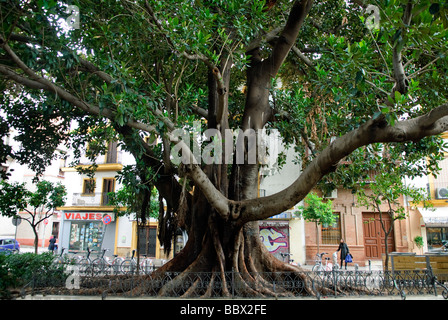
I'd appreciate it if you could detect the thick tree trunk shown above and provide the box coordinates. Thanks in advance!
[148,41,313,297]
[146,3,317,297]
[153,195,311,298]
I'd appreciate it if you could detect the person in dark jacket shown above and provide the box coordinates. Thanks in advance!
[48,235,57,253]
[337,239,350,269]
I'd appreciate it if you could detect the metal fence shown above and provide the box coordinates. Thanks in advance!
[20,264,448,300]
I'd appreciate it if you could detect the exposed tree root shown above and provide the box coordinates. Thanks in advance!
[145,220,322,298]
[32,219,366,298]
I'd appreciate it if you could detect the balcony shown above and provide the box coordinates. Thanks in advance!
[71,193,112,206]
[61,141,124,173]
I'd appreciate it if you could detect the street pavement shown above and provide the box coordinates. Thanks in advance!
[20,245,50,254]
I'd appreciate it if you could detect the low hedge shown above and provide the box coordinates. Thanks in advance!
[0,252,66,299]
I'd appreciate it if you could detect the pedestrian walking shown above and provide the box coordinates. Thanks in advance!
[48,235,57,253]
[337,239,351,270]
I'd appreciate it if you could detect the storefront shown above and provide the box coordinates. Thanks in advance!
[58,211,116,254]
[427,227,448,251]
[418,207,448,252]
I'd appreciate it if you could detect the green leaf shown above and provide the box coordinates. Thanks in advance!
[394,91,402,103]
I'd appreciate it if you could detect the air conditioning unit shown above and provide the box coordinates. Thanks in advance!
[324,189,338,199]
[436,188,448,199]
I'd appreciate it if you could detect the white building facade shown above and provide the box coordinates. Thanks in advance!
[258,133,306,266]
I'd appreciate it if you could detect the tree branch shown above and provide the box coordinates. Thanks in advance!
[391,1,412,95]
[190,104,208,119]
[179,101,448,224]
[246,27,282,53]
[237,102,448,224]
[291,46,314,68]
[264,0,314,77]
[78,58,113,84]
[143,0,227,126]
[1,36,224,222]
[0,36,159,134]
[0,64,48,90]
[36,210,54,225]
[181,52,227,126]
[6,32,114,85]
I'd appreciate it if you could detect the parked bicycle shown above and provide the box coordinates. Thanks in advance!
[53,247,67,264]
[53,247,78,266]
[280,252,292,263]
[139,254,154,274]
[120,250,154,274]
[78,247,95,275]
[313,252,338,272]
[92,249,124,275]
[331,252,340,270]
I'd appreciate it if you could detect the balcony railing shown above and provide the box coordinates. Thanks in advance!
[71,193,112,206]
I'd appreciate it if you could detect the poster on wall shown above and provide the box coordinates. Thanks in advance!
[69,221,104,252]
[259,221,290,262]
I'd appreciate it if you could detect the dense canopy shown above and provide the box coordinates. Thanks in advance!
[1,0,447,297]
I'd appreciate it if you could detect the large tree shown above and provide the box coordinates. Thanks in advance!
[1,0,447,297]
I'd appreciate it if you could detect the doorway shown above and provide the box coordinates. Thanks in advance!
[138,226,157,257]
[101,178,115,205]
[51,222,59,238]
[363,212,395,259]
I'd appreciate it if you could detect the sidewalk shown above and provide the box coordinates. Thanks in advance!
[20,245,49,254]
[300,259,384,272]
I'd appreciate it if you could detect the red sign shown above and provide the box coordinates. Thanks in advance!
[64,212,104,221]
[102,215,112,225]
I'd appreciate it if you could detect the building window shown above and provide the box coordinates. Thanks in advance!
[322,213,341,245]
[101,178,115,205]
[427,227,448,251]
[82,179,95,195]
[69,221,104,252]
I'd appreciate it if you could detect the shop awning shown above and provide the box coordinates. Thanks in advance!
[418,207,448,227]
